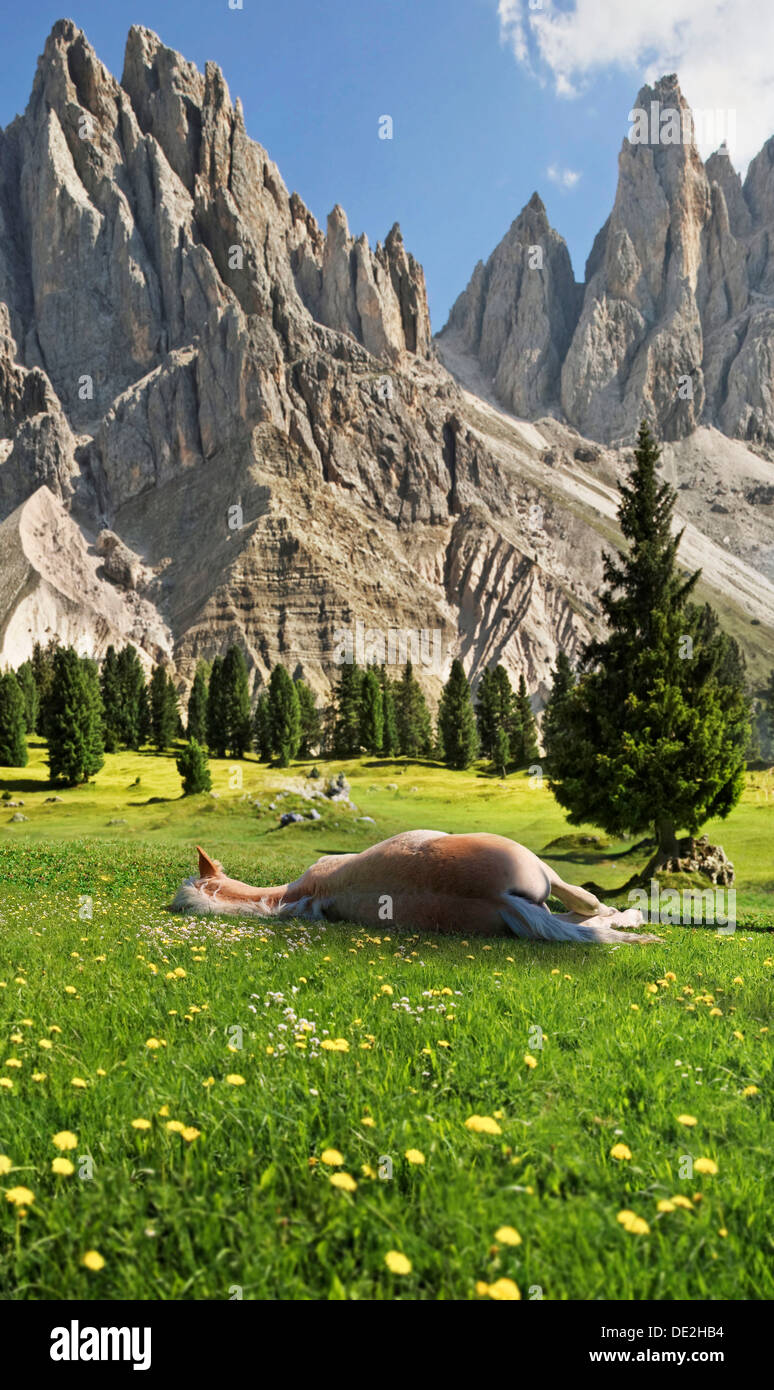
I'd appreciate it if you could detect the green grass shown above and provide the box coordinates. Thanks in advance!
[0,746,772,1299]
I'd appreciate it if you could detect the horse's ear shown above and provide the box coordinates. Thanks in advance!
[196,846,223,878]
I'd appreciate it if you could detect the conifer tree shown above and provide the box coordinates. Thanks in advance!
[394,661,432,757]
[187,664,209,744]
[206,656,228,757]
[548,421,750,864]
[31,639,59,738]
[492,725,510,779]
[511,674,540,767]
[541,652,576,771]
[14,661,39,735]
[295,678,321,757]
[0,671,28,767]
[45,649,105,786]
[100,645,122,753]
[176,738,212,795]
[380,669,399,756]
[475,668,497,758]
[253,690,272,761]
[222,646,252,757]
[437,659,479,769]
[115,645,148,750]
[268,664,301,765]
[333,662,363,756]
[149,667,179,751]
[359,667,384,754]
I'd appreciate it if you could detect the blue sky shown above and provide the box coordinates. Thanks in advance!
[0,1,761,329]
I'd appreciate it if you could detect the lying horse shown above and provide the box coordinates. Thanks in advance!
[172,830,660,944]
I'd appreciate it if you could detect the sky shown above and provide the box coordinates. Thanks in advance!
[0,1,768,330]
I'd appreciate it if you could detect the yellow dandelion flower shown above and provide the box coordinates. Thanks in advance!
[165,1121,185,1133]
[37,1038,53,1050]
[709,1007,723,1017]
[9,1033,23,1044]
[645,983,658,995]
[32,1072,46,1082]
[610,1143,632,1161]
[524,1053,538,1069]
[5,1186,35,1207]
[361,1116,375,1127]
[0,1155,12,1174]
[361,1164,377,1179]
[158,1104,170,1116]
[329,1171,357,1192]
[405,1149,425,1165]
[52,1131,78,1151]
[465,1114,502,1135]
[694,1157,718,1175]
[82,1250,105,1271]
[225,1074,245,1085]
[657,1200,676,1212]
[64,986,77,995]
[51,1158,75,1176]
[0,1077,14,1090]
[145,1038,161,1049]
[202,1077,215,1087]
[486,1277,521,1300]
[742,1085,759,1097]
[380,984,393,995]
[321,1148,344,1166]
[494,1226,522,1246]
[384,1250,411,1274]
[617,1211,650,1235]
[182,1127,200,1142]
[131,1119,152,1130]
[676,1114,697,1126]
[718,1228,728,1238]
[4,1059,22,1068]
[630,1003,640,1011]
[71,1077,87,1088]
[671,1195,693,1209]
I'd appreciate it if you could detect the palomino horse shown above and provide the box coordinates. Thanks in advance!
[171,831,660,944]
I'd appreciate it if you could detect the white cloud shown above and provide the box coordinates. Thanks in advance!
[546,163,581,189]
[498,0,774,168]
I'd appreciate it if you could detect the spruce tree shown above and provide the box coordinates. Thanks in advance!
[100,645,122,753]
[253,690,272,761]
[380,669,399,755]
[295,678,321,757]
[150,667,178,751]
[45,649,105,786]
[31,639,58,738]
[438,659,479,769]
[548,421,750,864]
[0,671,28,766]
[115,645,147,750]
[511,674,540,767]
[187,664,209,744]
[222,646,252,757]
[492,726,510,779]
[359,667,384,754]
[268,664,300,765]
[206,656,228,757]
[541,652,576,772]
[176,738,212,795]
[475,668,498,758]
[395,661,432,757]
[14,661,39,735]
[333,662,363,756]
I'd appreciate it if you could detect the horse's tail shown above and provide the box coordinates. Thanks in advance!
[499,890,662,945]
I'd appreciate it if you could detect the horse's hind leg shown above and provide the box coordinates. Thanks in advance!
[539,861,617,918]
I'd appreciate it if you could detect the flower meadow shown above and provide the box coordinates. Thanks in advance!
[0,831,772,1301]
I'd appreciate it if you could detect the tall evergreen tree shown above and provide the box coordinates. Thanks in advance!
[115,645,148,750]
[268,664,300,765]
[100,645,122,753]
[475,668,498,759]
[511,674,540,767]
[253,690,272,761]
[394,661,432,757]
[333,662,363,756]
[0,671,28,767]
[31,639,58,737]
[541,652,576,770]
[547,421,750,864]
[438,659,479,769]
[187,664,209,744]
[45,649,104,786]
[206,656,228,757]
[359,667,384,754]
[222,646,252,757]
[492,726,510,779]
[14,661,39,735]
[149,667,178,751]
[380,669,399,756]
[295,678,321,757]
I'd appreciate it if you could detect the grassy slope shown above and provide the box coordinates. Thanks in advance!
[0,745,772,1300]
